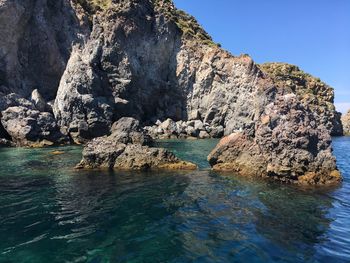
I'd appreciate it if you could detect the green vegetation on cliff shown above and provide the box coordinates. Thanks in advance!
[259,62,343,136]
[154,0,219,47]
[74,0,111,14]
[259,63,335,108]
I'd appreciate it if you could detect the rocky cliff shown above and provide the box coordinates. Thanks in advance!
[0,0,343,184]
[0,0,343,144]
[259,63,343,136]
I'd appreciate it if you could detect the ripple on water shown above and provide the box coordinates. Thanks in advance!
[0,140,349,262]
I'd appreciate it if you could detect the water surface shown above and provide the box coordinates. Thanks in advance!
[0,138,349,262]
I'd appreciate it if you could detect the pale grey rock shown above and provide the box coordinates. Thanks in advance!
[159,118,177,134]
[31,89,50,112]
[1,106,68,147]
[109,117,152,146]
[199,130,210,139]
[0,0,89,100]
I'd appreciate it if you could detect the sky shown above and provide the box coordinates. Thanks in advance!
[173,0,350,113]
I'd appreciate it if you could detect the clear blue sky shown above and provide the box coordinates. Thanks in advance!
[173,0,350,113]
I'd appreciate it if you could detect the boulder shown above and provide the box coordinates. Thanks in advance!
[1,106,68,147]
[76,117,196,170]
[159,118,178,134]
[109,117,152,146]
[208,93,341,186]
[209,125,224,138]
[199,130,210,139]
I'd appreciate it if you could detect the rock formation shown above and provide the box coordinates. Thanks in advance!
[0,0,89,100]
[76,117,197,170]
[342,110,350,135]
[0,0,343,184]
[0,93,68,147]
[208,92,341,185]
[260,63,343,136]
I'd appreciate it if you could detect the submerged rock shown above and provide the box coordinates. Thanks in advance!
[208,93,342,186]
[76,117,197,170]
[342,110,350,135]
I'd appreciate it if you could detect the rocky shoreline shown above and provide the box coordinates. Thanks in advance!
[0,0,345,185]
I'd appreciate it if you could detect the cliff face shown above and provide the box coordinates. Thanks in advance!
[0,0,342,145]
[259,63,343,136]
[0,0,90,101]
[53,0,272,143]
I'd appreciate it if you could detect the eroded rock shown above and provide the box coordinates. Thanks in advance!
[1,106,68,147]
[260,63,343,136]
[76,117,196,170]
[208,93,341,186]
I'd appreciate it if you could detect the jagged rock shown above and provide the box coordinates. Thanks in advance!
[76,117,196,170]
[208,93,341,185]
[109,117,152,146]
[52,0,341,143]
[1,106,68,147]
[0,0,342,183]
[342,110,350,135]
[53,0,268,141]
[77,140,197,170]
[0,93,35,111]
[113,145,197,170]
[260,63,343,136]
[159,118,178,134]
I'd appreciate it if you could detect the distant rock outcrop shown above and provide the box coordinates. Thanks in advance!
[342,110,350,135]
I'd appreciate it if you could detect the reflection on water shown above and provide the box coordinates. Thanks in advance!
[0,138,349,262]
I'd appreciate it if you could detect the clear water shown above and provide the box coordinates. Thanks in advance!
[0,138,349,263]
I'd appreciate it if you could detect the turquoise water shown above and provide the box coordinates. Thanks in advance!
[0,138,349,262]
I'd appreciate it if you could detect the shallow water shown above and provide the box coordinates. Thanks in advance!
[0,138,349,263]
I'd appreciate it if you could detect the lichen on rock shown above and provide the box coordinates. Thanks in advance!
[259,63,343,136]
